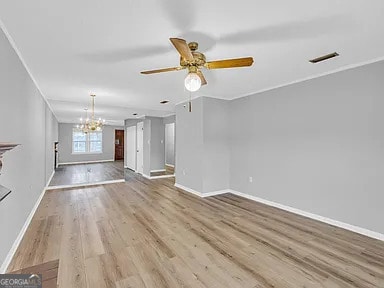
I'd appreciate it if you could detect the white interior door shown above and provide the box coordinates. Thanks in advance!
[126,126,136,171]
[136,122,144,174]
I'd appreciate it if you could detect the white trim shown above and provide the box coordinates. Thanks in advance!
[174,183,202,196]
[174,183,229,198]
[0,19,58,121]
[175,57,384,105]
[162,113,176,118]
[229,56,384,101]
[165,164,175,168]
[174,91,233,106]
[150,169,166,173]
[173,183,384,241]
[46,179,125,190]
[149,174,175,179]
[143,173,175,180]
[71,152,103,155]
[46,170,55,187]
[203,189,231,197]
[228,190,384,242]
[58,159,114,165]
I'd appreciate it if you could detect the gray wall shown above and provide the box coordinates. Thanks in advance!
[0,27,58,269]
[149,117,165,171]
[165,123,175,166]
[176,98,204,192]
[58,123,123,164]
[164,115,176,167]
[230,60,384,234]
[175,60,384,234]
[143,119,151,176]
[163,115,176,125]
[45,105,58,182]
[202,97,230,192]
[175,98,229,193]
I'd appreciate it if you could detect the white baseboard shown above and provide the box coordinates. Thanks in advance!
[174,183,229,198]
[165,164,175,168]
[150,174,175,179]
[46,179,125,190]
[143,174,175,180]
[0,170,55,273]
[228,189,384,242]
[151,169,166,173]
[46,170,55,187]
[58,159,114,165]
[173,183,384,242]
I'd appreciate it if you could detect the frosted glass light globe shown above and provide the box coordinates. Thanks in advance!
[184,72,201,92]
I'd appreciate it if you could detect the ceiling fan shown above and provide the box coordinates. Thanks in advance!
[140,38,254,92]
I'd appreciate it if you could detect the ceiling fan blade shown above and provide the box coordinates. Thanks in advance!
[141,67,183,74]
[169,38,194,61]
[197,70,207,86]
[205,57,254,69]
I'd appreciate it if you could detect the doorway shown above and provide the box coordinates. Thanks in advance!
[115,129,125,161]
[126,126,136,171]
[136,122,144,174]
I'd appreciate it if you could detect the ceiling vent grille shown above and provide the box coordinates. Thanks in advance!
[309,52,339,63]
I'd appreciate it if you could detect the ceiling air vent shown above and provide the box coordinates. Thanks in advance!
[309,52,339,64]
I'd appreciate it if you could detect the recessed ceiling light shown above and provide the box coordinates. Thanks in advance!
[133,113,137,116]
[309,52,339,63]
[160,100,169,104]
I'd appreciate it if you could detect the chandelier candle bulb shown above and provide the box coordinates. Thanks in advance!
[76,94,105,133]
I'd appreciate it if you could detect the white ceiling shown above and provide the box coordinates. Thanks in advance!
[1,0,384,125]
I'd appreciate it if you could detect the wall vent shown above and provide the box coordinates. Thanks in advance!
[309,52,339,63]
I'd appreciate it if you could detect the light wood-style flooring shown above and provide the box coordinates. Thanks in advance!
[49,161,124,187]
[9,172,384,287]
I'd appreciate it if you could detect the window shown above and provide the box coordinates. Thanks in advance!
[72,129,102,153]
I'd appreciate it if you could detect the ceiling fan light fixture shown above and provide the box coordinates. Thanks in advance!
[184,72,201,92]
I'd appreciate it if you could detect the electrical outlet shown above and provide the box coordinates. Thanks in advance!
[249,176,253,183]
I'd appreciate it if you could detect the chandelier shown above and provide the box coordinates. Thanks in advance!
[76,94,105,133]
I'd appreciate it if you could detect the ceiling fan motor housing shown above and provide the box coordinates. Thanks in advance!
[180,42,206,68]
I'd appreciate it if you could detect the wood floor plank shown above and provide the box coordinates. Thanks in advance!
[57,202,86,288]
[10,260,59,288]
[7,170,384,288]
